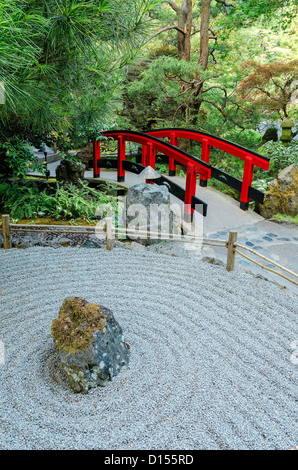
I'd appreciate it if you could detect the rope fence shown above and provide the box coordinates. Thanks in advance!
[1,214,297,286]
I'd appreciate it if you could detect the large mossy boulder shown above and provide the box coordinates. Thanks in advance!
[55,159,86,184]
[258,163,298,218]
[51,297,130,394]
[75,143,93,170]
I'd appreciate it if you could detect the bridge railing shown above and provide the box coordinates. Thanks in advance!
[146,128,270,211]
[93,129,270,219]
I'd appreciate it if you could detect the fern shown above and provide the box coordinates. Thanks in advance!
[0,179,121,222]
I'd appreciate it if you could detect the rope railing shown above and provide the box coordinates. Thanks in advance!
[114,226,227,247]
[234,242,298,279]
[1,215,297,287]
[233,248,298,286]
[113,222,298,286]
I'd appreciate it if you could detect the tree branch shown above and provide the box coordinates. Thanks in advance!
[271,78,285,92]
[142,25,186,46]
[254,87,282,103]
[168,0,183,14]
[200,98,245,130]
[201,85,227,97]
[214,0,235,7]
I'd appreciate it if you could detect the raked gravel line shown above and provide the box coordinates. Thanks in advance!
[0,246,297,450]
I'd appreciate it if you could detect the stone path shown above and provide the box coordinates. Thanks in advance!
[206,220,298,293]
[27,161,298,293]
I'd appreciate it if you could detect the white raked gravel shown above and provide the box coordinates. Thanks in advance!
[0,246,297,450]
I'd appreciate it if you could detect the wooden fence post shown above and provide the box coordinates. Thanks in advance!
[105,217,113,251]
[2,214,12,249]
[226,231,237,271]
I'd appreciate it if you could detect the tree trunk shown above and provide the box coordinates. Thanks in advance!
[168,1,212,127]
[184,0,192,61]
[169,0,192,61]
[192,0,211,118]
[199,0,211,70]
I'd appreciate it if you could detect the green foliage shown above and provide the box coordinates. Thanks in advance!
[0,138,46,179]
[0,0,160,177]
[0,182,56,219]
[0,0,158,149]
[124,56,201,129]
[271,213,298,224]
[123,0,297,142]
[52,182,119,221]
[251,177,273,192]
[259,140,298,174]
[155,162,168,174]
[0,180,120,222]
[219,0,298,34]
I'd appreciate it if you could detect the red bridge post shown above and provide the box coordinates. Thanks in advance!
[146,142,156,184]
[142,145,147,166]
[117,135,125,182]
[240,156,254,210]
[93,140,100,178]
[200,138,210,187]
[184,162,197,222]
[169,132,177,176]
[147,142,156,169]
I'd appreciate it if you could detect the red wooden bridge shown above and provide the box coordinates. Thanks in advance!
[93,128,270,221]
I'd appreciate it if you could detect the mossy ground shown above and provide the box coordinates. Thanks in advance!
[51,297,107,355]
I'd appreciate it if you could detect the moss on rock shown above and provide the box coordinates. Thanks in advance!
[51,298,130,394]
[258,164,298,218]
[51,297,107,355]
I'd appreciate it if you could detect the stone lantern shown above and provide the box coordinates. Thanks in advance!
[37,144,53,179]
[280,119,295,144]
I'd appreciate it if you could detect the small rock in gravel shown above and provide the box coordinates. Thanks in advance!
[79,239,99,249]
[51,297,130,394]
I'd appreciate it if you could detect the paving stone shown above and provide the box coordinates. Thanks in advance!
[238,260,250,266]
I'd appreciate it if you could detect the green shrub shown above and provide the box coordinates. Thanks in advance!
[271,213,298,224]
[0,139,46,179]
[0,182,56,219]
[0,180,120,223]
[155,162,168,174]
[259,140,298,175]
[52,182,119,222]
